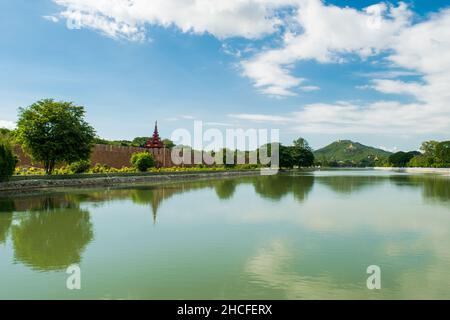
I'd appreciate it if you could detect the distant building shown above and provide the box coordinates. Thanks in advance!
[144,121,164,149]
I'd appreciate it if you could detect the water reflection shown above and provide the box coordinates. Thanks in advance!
[0,195,93,271]
[12,207,93,271]
[389,175,450,205]
[0,212,12,245]
[315,175,386,194]
[253,175,314,202]
[0,172,449,278]
[214,179,237,200]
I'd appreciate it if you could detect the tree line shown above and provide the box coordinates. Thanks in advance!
[388,141,450,168]
[1,99,449,180]
[0,99,316,179]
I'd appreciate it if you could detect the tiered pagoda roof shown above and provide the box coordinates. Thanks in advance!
[145,121,164,149]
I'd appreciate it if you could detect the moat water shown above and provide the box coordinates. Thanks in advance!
[1,170,449,299]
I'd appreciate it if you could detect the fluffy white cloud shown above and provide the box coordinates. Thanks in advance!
[241,0,412,96]
[49,0,450,135]
[50,0,296,40]
[229,113,289,123]
[229,100,449,134]
[0,120,16,130]
[234,1,450,134]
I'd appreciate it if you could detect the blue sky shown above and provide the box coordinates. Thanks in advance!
[1,0,449,151]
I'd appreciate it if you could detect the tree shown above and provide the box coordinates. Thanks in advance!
[162,138,175,149]
[408,155,430,167]
[418,140,439,166]
[279,145,294,168]
[291,138,315,167]
[69,160,91,174]
[132,137,151,147]
[420,140,439,157]
[131,152,155,172]
[16,99,96,174]
[435,141,450,166]
[0,144,18,181]
[293,138,312,152]
[389,151,420,167]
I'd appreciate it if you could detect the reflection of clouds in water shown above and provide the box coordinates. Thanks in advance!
[245,239,450,299]
[244,239,371,299]
[229,176,450,237]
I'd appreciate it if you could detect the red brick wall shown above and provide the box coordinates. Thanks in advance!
[15,144,175,168]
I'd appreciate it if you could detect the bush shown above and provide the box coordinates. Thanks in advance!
[0,144,18,181]
[89,163,112,173]
[130,152,155,172]
[69,160,91,173]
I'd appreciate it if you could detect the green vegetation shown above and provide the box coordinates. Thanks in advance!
[407,140,450,168]
[93,137,175,148]
[130,152,156,172]
[388,151,421,167]
[3,96,449,178]
[12,164,234,176]
[16,99,96,174]
[314,140,391,167]
[69,160,91,174]
[0,143,18,181]
[0,128,15,145]
[162,139,175,149]
[259,138,315,169]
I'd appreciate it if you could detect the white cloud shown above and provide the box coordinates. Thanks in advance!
[48,0,450,135]
[378,145,399,153]
[299,85,320,92]
[50,0,295,40]
[43,15,59,23]
[357,70,419,79]
[180,115,196,120]
[229,100,449,134]
[228,113,289,124]
[0,120,16,130]
[241,0,412,97]
[235,2,450,134]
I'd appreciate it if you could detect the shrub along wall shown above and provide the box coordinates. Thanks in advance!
[14,144,175,169]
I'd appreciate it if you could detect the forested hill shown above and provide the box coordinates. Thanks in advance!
[314,140,392,165]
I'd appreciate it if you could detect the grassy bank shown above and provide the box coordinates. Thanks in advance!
[0,168,262,192]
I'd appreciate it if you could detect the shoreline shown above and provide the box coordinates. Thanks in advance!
[374,167,450,175]
[2,167,449,193]
[0,169,262,193]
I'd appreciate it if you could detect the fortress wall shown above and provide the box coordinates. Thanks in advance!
[15,144,175,168]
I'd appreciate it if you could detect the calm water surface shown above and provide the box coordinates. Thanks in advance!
[1,170,450,299]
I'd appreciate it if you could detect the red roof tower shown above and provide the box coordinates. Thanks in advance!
[145,121,164,148]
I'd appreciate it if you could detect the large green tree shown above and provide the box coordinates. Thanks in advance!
[291,137,315,167]
[389,151,421,167]
[16,99,96,174]
[435,141,450,166]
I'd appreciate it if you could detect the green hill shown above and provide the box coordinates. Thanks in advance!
[314,140,392,166]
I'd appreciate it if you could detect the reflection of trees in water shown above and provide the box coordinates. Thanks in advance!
[0,198,15,244]
[214,180,237,200]
[0,212,13,244]
[131,188,174,224]
[11,206,93,271]
[390,175,450,204]
[129,179,240,223]
[0,194,94,271]
[317,174,450,205]
[316,175,386,194]
[252,175,314,202]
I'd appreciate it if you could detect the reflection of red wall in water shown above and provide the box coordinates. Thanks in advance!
[14,144,175,168]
